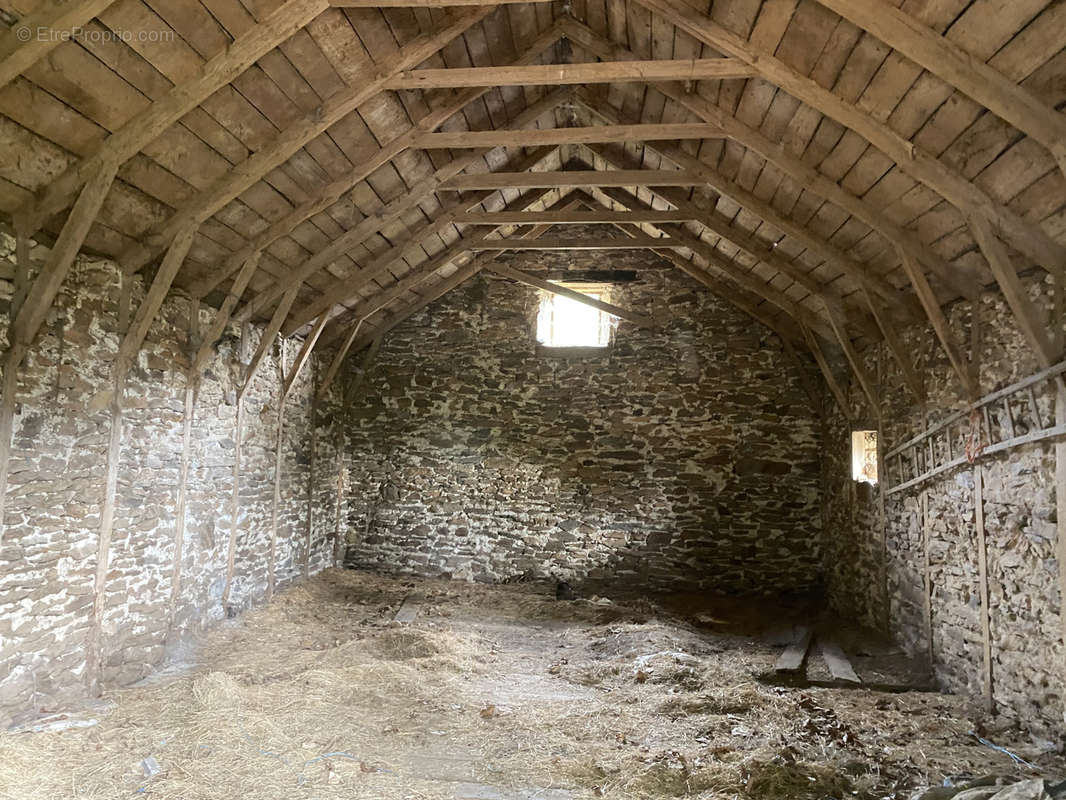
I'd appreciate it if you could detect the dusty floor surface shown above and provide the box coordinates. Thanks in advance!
[1,568,1063,799]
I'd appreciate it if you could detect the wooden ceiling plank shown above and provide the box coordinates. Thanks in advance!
[814,0,1066,181]
[896,243,978,400]
[0,0,120,91]
[558,18,976,302]
[969,214,1057,370]
[488,262,658,328]
[118,6,494,275]
[331,0,552,5]
[386,58,757,88]
[633,0,1066,281]
[17,0,331,234]
[190,252,262,374]
[420,123,725,148]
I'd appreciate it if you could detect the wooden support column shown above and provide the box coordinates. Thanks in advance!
[87,225,195,695]
[303,359,318,580]
[268,312,328,598]
[921,489,934,670]
[974,463,994,712]
[167,301,200,637]
[221,323,250,613]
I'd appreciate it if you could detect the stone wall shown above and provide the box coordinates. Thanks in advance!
[342,247,824,593]
[0,234,342,725]
[823,273,1064,736]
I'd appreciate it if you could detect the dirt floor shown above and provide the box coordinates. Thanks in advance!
[1,568,1063,799]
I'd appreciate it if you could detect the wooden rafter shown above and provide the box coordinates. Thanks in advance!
[185,31,567,301]
[17,0,330,232]
[0,0,119,91]
[460,210,693,225]
[240,283,300,399]
[896,244,978,400]
[861,287,924,403]
[386,59,756,89]
[968,215,1057,370]
[421,124,725,149]
[472,236,679,250]
[190,253,262,375]
[824,300,880,417]
[118,6,494,275]
[802,324,852,423]
[633,0,1066,281]
[814,0,1066,181]
[559,18,975,302]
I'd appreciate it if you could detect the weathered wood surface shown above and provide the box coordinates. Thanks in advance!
[775,626,813,673]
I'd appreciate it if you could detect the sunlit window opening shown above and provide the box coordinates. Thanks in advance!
[536,283,615,348]
[851,430,879,484]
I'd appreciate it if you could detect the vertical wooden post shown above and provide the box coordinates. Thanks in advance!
[1056,384,1066,722]
[973,463,994,712]
[303,359,318,580]
[921,489,933,670]
[268,339,288,600]
[0,342,27,548]
[222,323,250,613]
[167,301,200,636]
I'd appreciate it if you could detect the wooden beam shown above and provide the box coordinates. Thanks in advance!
[0,0,119,91]
[387,59,756,89]
[803,324,851,423]
[421,124,724,149]
[221,324,250,612]
[240,283,299,399]
[114,224,198,384]
[969,214,1057,370]
[824,300,880,418]
[190,253,261,375]
[471,235,680,250]
[488,263,657,328]
[17,0,330,232]
[276,148,560,335]
[282,312,328,400]
[185,34,567,301]
[633,0,1066,281]
[443,169,706,190]
[13,160,119,350]
[896,244,978,400]
[862,287,924,403]
[318,319,366,401]
[303,359,318,580]
[814,0,1066,181]
[267,339,286,600]
[1057,387,1066,723]
[460,209,694,225]
[118,6,493,275]
[559,18,975,302]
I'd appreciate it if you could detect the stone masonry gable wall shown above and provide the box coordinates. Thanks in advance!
[342,247,824,593]
[0,234,342,726]
[823,274,1064,737]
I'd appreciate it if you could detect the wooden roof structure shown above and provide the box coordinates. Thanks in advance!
[1,0,1064,400]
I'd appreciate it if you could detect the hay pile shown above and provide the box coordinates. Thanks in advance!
[1,569,1063,800]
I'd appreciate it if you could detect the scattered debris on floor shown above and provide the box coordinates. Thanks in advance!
[0,568,1062,799]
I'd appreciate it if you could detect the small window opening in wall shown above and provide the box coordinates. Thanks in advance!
[851,430,879,484]
[536,283,615,348]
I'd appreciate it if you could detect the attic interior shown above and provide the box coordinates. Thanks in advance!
[0,0,1065,795]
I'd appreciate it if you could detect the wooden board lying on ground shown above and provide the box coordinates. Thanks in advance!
[819,637,862,684]
[393,595,422,624]
[774,626,812,672]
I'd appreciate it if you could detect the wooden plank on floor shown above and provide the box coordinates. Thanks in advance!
[818,637,861,684]
[394,595,422,623]
[774,626,812,672]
